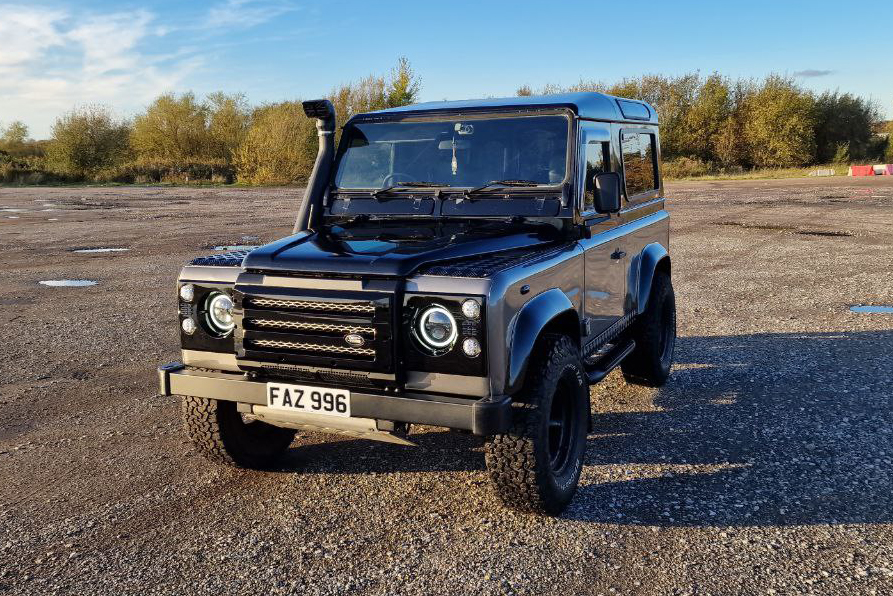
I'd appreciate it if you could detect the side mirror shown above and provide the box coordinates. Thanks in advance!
[593,172,622,213]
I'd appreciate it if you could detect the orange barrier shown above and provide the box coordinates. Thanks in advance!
[885,164,893,176]
[850,165,875,176]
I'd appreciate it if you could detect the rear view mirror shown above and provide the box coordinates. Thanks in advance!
[594,172,622,213]
[438,139,471,150]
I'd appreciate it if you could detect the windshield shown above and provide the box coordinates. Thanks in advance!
[333,114,570,190]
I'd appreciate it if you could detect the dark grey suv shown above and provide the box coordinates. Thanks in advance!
[158,92,675,515]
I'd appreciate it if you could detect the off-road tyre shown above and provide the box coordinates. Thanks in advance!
[485,334,589,515]
[621,270,676,387]
[181,396,296,468]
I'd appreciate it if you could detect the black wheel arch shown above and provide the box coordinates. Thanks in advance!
[636,243,671,316]
[505,288,581,395]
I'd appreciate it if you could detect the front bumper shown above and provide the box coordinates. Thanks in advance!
[158,363,512,436]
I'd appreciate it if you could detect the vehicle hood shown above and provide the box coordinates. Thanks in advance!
[242,222,560,277]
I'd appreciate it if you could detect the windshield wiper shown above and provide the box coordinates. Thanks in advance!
[371,181,449,199]
[463,179,540,198]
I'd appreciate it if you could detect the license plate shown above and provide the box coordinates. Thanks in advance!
[266,382,351,417]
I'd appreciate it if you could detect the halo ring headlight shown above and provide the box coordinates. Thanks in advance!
[204,292,234,336]
[416,305,457,352]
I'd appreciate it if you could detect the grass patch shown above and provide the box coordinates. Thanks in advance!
[664,159,851,181]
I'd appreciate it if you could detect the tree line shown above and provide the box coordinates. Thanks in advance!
[519,73,891,177]
[1,60,891,185]
[0,58,421,185]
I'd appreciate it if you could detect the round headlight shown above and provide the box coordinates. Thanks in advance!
[179,284,194,302]
[416,305,457,351]
[205,292,234,335]
[461,299,480,320]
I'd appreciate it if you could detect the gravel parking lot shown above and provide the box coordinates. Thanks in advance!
[1,177,892,595]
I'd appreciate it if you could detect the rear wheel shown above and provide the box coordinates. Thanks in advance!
[181,396,296,468]
[621,270,676,387]
[485,334,588,515]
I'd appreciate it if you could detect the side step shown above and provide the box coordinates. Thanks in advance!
[585,340,635,384]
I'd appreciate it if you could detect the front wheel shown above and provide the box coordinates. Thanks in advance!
[181,396,296,469]
[485,334,589,515]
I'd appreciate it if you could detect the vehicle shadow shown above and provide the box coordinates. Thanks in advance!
[276,330,893,527]
[277,427,487,474]
[568,330,893,526]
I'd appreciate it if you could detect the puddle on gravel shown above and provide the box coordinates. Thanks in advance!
[715,221,853,237]
[2,208,27,213]
[797,230,853,237]
[850,305,893,314]
[39,280,98,287]
[71,247,130,253]
[213,245,259,251]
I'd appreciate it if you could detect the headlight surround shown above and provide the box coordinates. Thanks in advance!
[203,291,235,336]
[414,304,458,354]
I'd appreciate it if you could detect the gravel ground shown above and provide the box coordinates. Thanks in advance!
[1,178,892,595]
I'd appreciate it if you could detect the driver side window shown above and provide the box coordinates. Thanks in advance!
[583,141,610,212]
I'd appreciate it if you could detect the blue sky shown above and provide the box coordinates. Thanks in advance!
[2,0,891,138]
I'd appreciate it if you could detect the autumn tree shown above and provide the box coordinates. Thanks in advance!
[1,120,29,146]
[207,92,251,163]
[813,91,881,163]
[131,92,210,160]
[742,75,816,167]
[46,105,130,178]
[234,101,316,185]
[385,56,421,108]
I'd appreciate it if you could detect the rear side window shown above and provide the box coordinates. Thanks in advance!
[621,132,657,197]
[583,141,609,211]
[616,100,651,120]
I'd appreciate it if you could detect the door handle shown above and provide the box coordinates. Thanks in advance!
[610,249,626,260]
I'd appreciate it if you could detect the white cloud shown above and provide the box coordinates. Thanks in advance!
[0,5,66,67]
[206,0,297,29]
[0,4,202,137]
[0,1,293,138]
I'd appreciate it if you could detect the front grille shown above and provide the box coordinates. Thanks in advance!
[247,297,375,314]
[251,318,375,336]
[234,285,393,374]
[251,338,376,358]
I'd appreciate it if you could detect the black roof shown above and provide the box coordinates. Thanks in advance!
[362,92,658,124]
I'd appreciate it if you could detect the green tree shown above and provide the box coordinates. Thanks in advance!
[684,74,732,161]
[131,92,210,160]
[741,75,816,167]
[207,92,250,163]
[813,91,880,163]
[234,101,317,185]
[1,120,29,146]
[235,58,424,185]
[385,56,421,108]
[885,117,893,162]
[46,105,131,178]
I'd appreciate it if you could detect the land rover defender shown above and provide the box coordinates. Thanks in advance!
[158,92,675,515]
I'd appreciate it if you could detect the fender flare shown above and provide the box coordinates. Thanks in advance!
[637,243,671,315]
[506,288,578,395]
